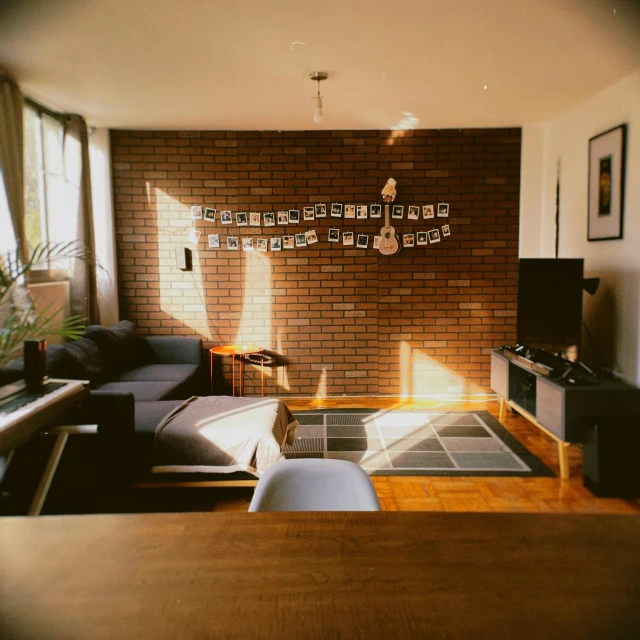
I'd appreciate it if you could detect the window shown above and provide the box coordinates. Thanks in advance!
[23,105,81,276]
[0,171,17,256]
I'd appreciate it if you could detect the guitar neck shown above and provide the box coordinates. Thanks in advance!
[384,204,390,228]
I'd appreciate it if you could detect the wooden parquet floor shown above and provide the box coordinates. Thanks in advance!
[213,397,640,514]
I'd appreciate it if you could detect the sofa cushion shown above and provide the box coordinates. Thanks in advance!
[84,320,137,371]
[46,338,104,382]
[114,364,199,383]
[97,381,182,402]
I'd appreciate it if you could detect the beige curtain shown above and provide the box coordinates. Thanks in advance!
[0,77,27,264]
[65,115,100,324]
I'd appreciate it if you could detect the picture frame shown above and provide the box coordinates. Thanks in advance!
[407,205,420,220]
[331,203,343,218]
[342,231,354,246]
[305,229,318,244]
[357,205,368,219]
[187,228,201,244]
[256,238,268,252]
[416,231,428,246]
[190,205,203,220]
[315,203,327,218]
[423,205,435,219]
[356,234,369,249]
[208,233,220,248]
[289,210,300,224]
[264,212,275,227]
[328,228,340,242]
[236,212,247,226]
[588,124,626,241]
[403,233,414,248]
[437,203,449,217]
[249,212,261,226]
[270,237,282,251]
[370,204,382,218]
[373,235,381,249]
[442,224,451,237]
[303,207,315,221]
[227,236,239,250]
[242,238,254,251]
[277,211,289,225]
[344,204,356,219]
[283,235,295,249]
[204,208,216,222]
[220,211,233,225]
[428,229,441,244]
[295,233,307,247]
[392,204,404,219]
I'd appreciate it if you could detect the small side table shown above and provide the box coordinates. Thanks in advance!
[209,345,263,396]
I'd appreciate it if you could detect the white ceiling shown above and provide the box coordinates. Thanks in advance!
[1,0,639,130]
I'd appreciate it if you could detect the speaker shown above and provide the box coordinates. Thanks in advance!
[175,246,192,271]
[23,339,47,387]
[583,418,640,498]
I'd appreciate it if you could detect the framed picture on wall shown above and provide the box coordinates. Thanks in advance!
[588,124,626,241]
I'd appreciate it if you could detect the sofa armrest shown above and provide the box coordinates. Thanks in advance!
[73,391,136,440]
[136,336,203,365]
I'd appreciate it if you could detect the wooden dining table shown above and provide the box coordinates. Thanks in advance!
[1,511,639,639]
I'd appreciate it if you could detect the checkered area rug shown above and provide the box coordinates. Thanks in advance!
[286,410,554,477]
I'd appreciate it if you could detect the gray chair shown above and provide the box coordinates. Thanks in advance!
[248,458,381,512]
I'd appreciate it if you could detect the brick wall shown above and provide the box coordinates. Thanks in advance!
[110,128,520,397]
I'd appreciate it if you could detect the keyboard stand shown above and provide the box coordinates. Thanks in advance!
[28,425,98,516]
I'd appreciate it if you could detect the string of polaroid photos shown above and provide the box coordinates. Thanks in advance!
[186,202,451,251]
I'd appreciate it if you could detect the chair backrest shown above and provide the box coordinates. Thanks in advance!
[248,458,381,512]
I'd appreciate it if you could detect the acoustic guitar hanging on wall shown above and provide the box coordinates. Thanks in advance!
[378,177,400,255]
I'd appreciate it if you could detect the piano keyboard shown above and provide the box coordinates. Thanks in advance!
[0,379,89,454]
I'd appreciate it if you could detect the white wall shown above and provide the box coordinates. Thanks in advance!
[520,69,640,385]
[89,127,119,326]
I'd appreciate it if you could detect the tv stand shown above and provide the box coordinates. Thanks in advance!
[491,349,640,480]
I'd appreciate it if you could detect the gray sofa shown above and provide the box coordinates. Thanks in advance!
[45,320,205,476]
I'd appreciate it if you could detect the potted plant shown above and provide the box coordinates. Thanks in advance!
[0,241,94,369]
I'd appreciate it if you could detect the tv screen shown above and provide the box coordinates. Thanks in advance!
[517,258,584,355]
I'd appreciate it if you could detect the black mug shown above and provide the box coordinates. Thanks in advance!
[24,339,47,387]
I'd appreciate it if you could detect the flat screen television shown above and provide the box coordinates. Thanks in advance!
[517,258,584,357]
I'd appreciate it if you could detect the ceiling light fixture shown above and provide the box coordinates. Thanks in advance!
[310,71,328,124]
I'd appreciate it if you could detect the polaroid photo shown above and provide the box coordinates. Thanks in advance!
[370,204,382,218]
[343,231,354,246]
[357,205,368,219]
[250,212,261,226]
[408,205,420,220]
[423,204,435,219]
[331,203,343,218]
[303,207,315,221]
[256,238,268,252]
[437,203,449,217]
[403,233,415,248]
[264,212,275,227]
[328,228,340,242]
[356,234,369,249]
[208,234,220,249]
[242,238,254,251]
[392,204,404,219]
[221,210,233,225]
[442,224,451,237]
[428,229,441,244]
[373,235,381,249]
[227,236,239,250]
[344,204,356,219]
[283,235,295,250]
[271,237,282,251]
[187,228,201,244]
[289,210,300,224]
[277,211,289,225]
[204,208,216,222]
[315,203,327,218]
[416,231,428,246]
[295,233,307,248]
[190,205,202,220]
[305,229,318,244]
[236,212,247,226]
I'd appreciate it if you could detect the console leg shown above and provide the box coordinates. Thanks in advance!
[558,442,570,481]
[498,397,507,424]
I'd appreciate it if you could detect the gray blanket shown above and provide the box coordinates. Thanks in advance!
[151,396,298,476]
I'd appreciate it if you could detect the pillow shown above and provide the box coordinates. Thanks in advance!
[46,338,104,381]
[84,320,137,371]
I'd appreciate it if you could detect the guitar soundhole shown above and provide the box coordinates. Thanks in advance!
[385,232,390,239]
